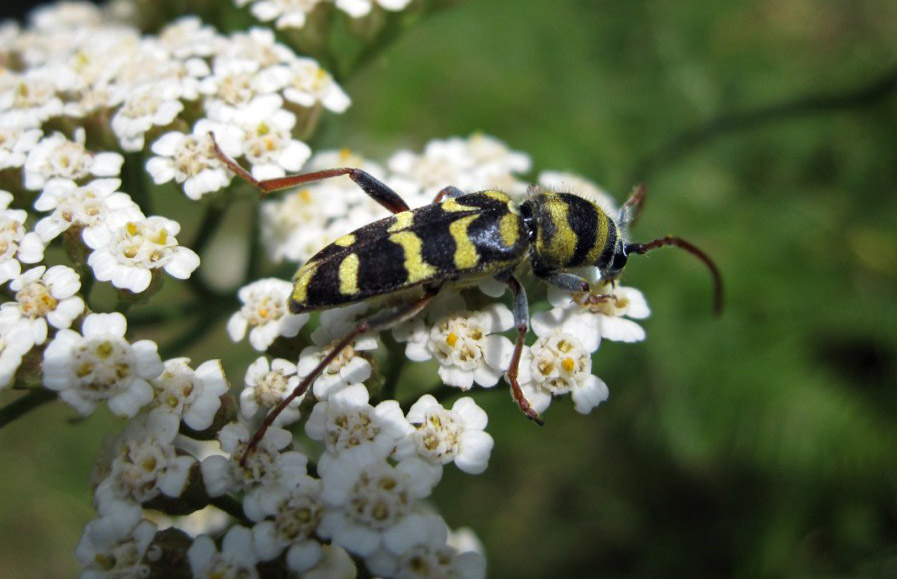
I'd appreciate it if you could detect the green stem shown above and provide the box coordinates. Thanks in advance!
[0,389,56,429]
[630,63,897,182]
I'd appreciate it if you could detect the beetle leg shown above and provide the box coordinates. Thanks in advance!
[432,185,465,203]
[209,132,410,214]
[539,271,591,293]
[504,275,544,425]
[239,286,439,466]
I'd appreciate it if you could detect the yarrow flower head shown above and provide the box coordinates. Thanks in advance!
[228,278,310,351]
[200,422,309,521]
[94,411,196,506]
[146,121,244,200]
[23,129,124,190]
[396,293,515,391]
[305,383,412,474]
[42,312,163,418]
[0,190,45,284]
[396,395,494,486]
[318,452,435,557]
[149,358,230,431]
[1,265,85,346]
[516,310,609,415]
[32,178,141,242]
[83,213,201,294]
[365,513,487,579]
[296,302,377,399]
[240,356,304,427]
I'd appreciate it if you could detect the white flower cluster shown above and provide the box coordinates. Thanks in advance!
[235,0,414,30]
[1,3,663,577]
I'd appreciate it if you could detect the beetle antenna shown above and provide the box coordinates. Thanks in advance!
[618,183,646,231]
[625,236,723,315]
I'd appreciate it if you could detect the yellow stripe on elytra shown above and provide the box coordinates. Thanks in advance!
[338,253,360,295]
[388,211,414,232]
[441,198,478,212]
[388,231,437,283]
[498,211,520,248]
[333,233,355,247]
[291,261,318,304]
[482,190,508,202]
[449,215,480,270]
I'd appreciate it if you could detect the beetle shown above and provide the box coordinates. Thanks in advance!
[209,135,722,461]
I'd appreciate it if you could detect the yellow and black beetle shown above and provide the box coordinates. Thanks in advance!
[210,135,722,461]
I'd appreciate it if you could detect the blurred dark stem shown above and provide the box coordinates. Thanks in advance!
[243,202,262,285]
[159,305,231,359]
[630,63,897,183]
[0,389,55,429]
[123,152,153,216]
[191,200,227,257]
[209,495,250,524]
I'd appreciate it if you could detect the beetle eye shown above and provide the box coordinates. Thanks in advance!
[611,245,628,272]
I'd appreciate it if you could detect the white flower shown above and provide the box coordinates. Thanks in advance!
[76,515,157,579]
[305,383,412,474]
[2,265,85,345]
[0,125,42,170]
[232,94,311,180]
[0,191,46,284]
[157,16,226,59]
[23,129,123,190]
[302,544,357,579]
[110,80,184,151]
[0,319,35,390]
[94,411,195,505]
[318,452,434,557]
[149,358,229,431]
[516,321,608,415]
[545,282,650,346]
[398,294,515,390]
[365,513,487,579]
[32,178,141,242]
[296,303,377,399]
[200,422,309,521]
[146,120,244,200]
[397,395,494,485]
[0,71,63,127]
[83,213,201,293]
[281,57,350,112]
[42,312,163,417]
[240,356,304,427]
[250,474,325,573]
[227,278,309,351]
[242,0,326,30]
[188,525,259,579]
[335,0,412,19]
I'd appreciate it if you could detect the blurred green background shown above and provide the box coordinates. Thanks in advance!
[3,0,897,577]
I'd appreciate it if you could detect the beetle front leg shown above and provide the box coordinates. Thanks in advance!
[209,132,410,214]
[504,275,544,425]
[539,271,591,293]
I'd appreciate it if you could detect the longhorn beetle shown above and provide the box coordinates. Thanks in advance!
[210,134,722,463]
